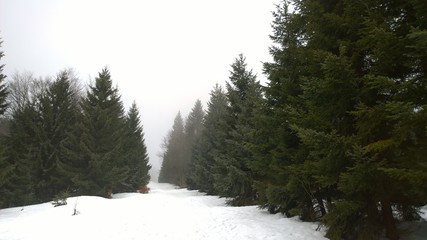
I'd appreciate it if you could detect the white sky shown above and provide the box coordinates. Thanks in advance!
[0,0,279,179]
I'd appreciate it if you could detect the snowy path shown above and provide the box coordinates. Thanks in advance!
[0,182,327,240]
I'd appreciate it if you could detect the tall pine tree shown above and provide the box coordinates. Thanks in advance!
[214,54,263,206]
[158,112,185,185]
[187,85,228,194]
[181,100,204,187]
[0,36,12,208]
[32,70,80,201]
[71,67,128,197]
[2,101,40,207]
[0,37,7,115]
[122,102,151,191]
[259,1,427,239]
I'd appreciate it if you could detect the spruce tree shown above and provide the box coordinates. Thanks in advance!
[159,103,204,188]
[58,109,86,195]
[0,37,11,208]
[1,72,80,205]
[259,1,427,239]
[181,100,204,187]
[158,112,185,185]
[187,85,228,194]
[0,73,51,207]
[2,104,39,207]
[0,37,7,115]
[0,138,14,208]
[213,54,263,206]
[122,102,151,191]
[32,70,80,201]
[71,67,128,197]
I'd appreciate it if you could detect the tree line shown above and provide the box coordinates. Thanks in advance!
[158,1,427,239]
[0,40,151,208]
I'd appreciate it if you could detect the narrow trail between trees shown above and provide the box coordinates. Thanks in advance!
[0,182,326,240]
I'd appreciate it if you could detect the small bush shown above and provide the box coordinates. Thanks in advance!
[52,191,69,207]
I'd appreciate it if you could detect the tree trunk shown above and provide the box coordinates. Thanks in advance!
[316,196,327,216]
[381,198,399,240]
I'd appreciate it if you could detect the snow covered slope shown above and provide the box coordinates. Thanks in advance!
[0,182,326,240]
[0,182,425,240]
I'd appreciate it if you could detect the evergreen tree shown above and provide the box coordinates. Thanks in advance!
[181,100,204,187]
[159,102,204,188]
[122,102,151,191]
[158,112,185,185]
[0,137,14,208]
[0,37,8,115]
[32,70,80,201]
[58,107,87,195]
[259,1,427,239]
[1,103,39,207]
[187,85,228,194]
[70,67,128,197]
[0,37,12,207]
[0,73,51,207]
[213,54,263,206]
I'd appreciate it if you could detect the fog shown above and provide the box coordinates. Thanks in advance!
[0,0,279,179]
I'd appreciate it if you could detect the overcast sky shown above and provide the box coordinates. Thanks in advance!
[0,0,279,179]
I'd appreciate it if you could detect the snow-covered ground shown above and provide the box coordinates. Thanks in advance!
[0,182,425,240]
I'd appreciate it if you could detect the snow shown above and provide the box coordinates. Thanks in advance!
[0,182,425,240]
[398,206,427,240]
[0,182,326,240]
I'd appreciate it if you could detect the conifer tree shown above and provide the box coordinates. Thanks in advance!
[214,54,263,206]
[259,1,427,239]
[32,70,80,201]
[0,73,52,206]
[122,102,151,191]
[187,85,228,194]
[2,103,39,207]
[71,67,128,197]
[57,109,85,194]
[181,100,204,187]
[0,138,13,208]
[0,37,12,208]
[158,112,185,185]
[1,72,80,205]
[0,37,8,115]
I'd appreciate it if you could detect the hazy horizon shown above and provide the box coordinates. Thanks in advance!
[0,0,279,179]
